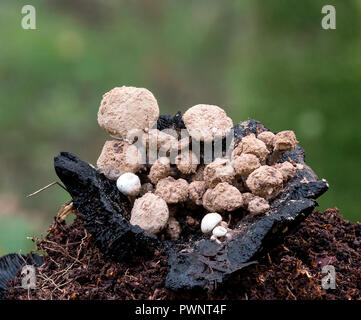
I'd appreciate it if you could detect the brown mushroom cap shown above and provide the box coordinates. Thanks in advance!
[248,197,270,214]
[274,161,297,181]
[274,130,298,152]
[183,104,233,142]
[98,86,159,139]
[238,134,270,163]
[203,182,243,212]
[97,140,143,180]
[175,151,199,175]
[204,158,235,188]
[233,153,261,176]
[155,177,189,204]
[257,131,276,148]
[246,165,283,199]
[142,129,176,151]
[148,157,171,184]
[130,193,169,235]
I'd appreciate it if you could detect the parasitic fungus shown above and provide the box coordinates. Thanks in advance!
[98,86,159,139]
[246,165,283,200]
[130,193,169,235]
[203,182,243,212]
[182,104,233,142]
[97,140,143,180]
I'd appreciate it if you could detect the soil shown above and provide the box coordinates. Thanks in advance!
[7,208,360,300]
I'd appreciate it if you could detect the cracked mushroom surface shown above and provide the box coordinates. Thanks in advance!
[97,140,143,180]
[130,193,169,235]
[274,161,296,181]
[248,196,270,214]
[182,104,233,142]
[204,158,235,188]
[98,86,159,139]
[274,130,298,152]
[175,151,199,175]
[257,131,275,148]
[155,176,189,204]
[203,182,243,212]
[148,157,171,184]
[232,153,261,176]
[142,129,176,152]
[237,133,270,163]
[246,165,284,200]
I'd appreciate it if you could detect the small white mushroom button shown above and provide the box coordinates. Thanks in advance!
[200,212,222,233]
[212,226,228,237]
[116,172,141,197]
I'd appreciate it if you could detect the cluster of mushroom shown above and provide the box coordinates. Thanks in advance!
[95,86,300,244]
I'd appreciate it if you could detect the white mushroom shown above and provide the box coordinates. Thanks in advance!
[116,172,141,197]
[200,212,222,233]
[210,234,222,244]
[212,225,228,237]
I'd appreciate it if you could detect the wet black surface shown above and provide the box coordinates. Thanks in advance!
[54,152,160,262]
[157,111,186,131]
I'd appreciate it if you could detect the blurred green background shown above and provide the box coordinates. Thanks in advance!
[0,0,360,256]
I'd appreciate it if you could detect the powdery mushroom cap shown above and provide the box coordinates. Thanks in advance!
[170,136,191,152]
[246,165,283,199]
[238,134,270,163]
[142,129,176,151]
[274,130,298,152]
[188,181,207,206]
[175,151,199,175]
[116,172,141,197]
[130,193,169,235]
[98,86,159,139]
[200,212,223,233]
[233,153,261,176]
[155,177,189,204]
[97,140,143,180]
[257,131,275,148]
[248,197,270,214]
[148,157,171,184]
[183,104,233,142]
[166,216,182,240]
[204,158,235,188]
[274,161,296,181]
[203,182,243,212]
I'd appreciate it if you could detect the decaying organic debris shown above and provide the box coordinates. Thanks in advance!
[5,209,360,300]
[0,254,43,299]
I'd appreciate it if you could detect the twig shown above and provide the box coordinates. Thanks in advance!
[27,181,68,198]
